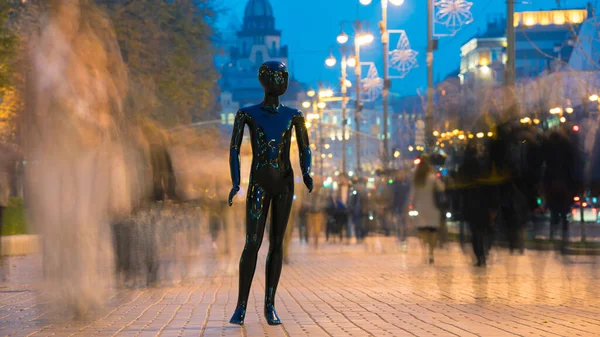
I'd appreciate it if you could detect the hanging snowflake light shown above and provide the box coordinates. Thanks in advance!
[361,63,383,102]
[389,30,418,78]
[434,0,473,36]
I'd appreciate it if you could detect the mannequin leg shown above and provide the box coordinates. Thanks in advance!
[230,183,271,325]
[264,181,294,325]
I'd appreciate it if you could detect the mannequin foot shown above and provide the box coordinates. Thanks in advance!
[264,304,281,325]
[229,304,246,325]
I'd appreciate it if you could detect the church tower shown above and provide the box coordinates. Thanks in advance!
[220,0,289,110]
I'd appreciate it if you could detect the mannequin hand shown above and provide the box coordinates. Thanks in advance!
[228,185,240,206]
[303,174,313,193]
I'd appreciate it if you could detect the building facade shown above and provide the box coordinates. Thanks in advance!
[219,0,304,126]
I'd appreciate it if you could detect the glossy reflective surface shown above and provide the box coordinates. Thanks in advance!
[229,61,312,325]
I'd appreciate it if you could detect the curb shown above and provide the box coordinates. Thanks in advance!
[1,235,40,256]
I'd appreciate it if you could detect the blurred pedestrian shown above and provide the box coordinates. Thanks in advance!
[460,141,490,267]
[304,176,327,248]
[283,180,305,263]
[393,170,411,242]
[325,190,348,243]
[375,173,394,236]
[410,155,444,264]
[542,126,578,251]
[350,178,370,243]
[337,174,352,241]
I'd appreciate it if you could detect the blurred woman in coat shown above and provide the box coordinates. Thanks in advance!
[410,155,444,264]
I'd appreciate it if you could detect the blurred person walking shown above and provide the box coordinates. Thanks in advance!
[350,178,371,243]
[375,173,394,236]
[393,170,411,243]
[283,179,305,263]
[460,141,492,267]
[304,176,327,248]
[542,126,578,251]
[325,190,348,243]
[337,174,352,241]
[410,155,444,264]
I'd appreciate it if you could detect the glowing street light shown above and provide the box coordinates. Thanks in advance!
[560,116,566,123]
[302,101,311,109]
[432,131,440,137]
[317,102,327,109]
[319,89,334,98]
[590,94,599,102]
[359,0,372,5]
[389,0,405,5]
[325,50,337,67]
[307,90,316,97]
[337,29,349,44]
[393,150,401,158]
[549,107,563,114]
[356,32,374,46]
[408,145,414,152]
[476,132,484,139]
[346,57,357,68]
[566,107,574,114]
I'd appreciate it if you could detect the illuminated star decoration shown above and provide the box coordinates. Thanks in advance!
[434,0,474,36]
[361,63,383,102]
[389,30,418,78]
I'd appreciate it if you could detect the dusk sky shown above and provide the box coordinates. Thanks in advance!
[217,0,593,97]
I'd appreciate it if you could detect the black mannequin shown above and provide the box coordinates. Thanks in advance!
[228,61,313,325]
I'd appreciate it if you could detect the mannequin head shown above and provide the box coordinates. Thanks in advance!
[258,61,289,97]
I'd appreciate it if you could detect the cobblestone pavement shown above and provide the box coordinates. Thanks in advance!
[1,237,599,337]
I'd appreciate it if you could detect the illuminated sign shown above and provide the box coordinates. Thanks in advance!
[514,9,587,27]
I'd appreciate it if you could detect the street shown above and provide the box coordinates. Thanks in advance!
[1,237,599,337]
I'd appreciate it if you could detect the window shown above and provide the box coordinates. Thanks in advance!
[478,49,491,66]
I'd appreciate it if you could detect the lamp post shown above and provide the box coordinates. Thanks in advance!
[426,0,434,152]
[325,45,354,175]
[361,0,404,166]
[337,20,373,176]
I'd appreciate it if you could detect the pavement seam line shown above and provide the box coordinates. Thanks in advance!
[110,287,176,337]
[199,274,223,336]
[156,279,206,336]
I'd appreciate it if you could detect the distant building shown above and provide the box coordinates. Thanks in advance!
[314,99,387,176]
[218,0,305,126]
[459,5,593,89]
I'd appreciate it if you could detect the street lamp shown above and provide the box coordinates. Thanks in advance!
[326,46,354,174]
[319,89,334,98]
[361,0,404,167]
[338,20,372,175]
[325,49,337,67]
[346,56,357,68]
[307,89,316,98]
[317,102,327,109]
[302,101,311,109]
[337,27,349,44]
